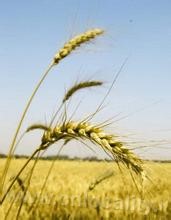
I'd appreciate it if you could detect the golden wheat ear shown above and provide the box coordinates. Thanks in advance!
[40,121,143,175]
[49,80,103,127]
[53,28,104,64]
[63,80,103,103]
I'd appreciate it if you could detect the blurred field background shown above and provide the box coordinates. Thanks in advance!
[0,158,170,219]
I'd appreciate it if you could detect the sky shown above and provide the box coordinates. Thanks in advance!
[0,0,171,159]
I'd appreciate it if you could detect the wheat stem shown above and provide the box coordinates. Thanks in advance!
[0,148,40,204]
[0,63,54,197]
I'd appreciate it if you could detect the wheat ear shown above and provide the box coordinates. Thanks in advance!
[50,79,103,127]
[26,124,51,132]
[53,28,104,64]
[27,121,143,175]
[1,119,142,204]
[89,169,115,191]
[0,28,104,195]
[63,80,103,103]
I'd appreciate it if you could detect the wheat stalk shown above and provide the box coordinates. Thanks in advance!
[9,176,25,193]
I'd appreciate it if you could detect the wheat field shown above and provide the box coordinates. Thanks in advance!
[0,18,170,219]
[0,159,170,219]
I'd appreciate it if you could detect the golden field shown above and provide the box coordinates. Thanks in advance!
[0,159,170,219]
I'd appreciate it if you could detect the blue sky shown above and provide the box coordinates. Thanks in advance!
[0,0,171,159]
